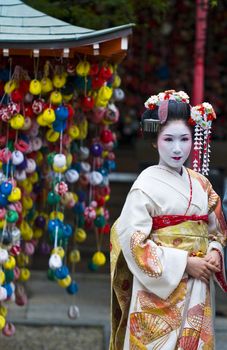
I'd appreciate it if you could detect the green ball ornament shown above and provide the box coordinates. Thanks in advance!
[47,153,56,166]
[47,268,56,281]
[6,210,19,223]
[47,191,61,205]
[94,215,106,228]
[4,269,14,283]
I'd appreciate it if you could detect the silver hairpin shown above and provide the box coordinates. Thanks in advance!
[143,119,161,132]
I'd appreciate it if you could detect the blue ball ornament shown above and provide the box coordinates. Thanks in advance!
[55,105,69,121]
[0,193,8,207]
[55,265,69,280]
[3,283,13,297]
[0,182,12,195]
[67,281,79,295]
[62,224,73,238]
[90,143,103,157]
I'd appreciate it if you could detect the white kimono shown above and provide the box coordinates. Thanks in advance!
[110,165,227,350]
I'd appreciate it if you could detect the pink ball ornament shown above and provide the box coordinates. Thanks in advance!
[2,322,16,337]
[91,107,106,124]
[55,181,68,195]
[31,137,42,151]
[7,102,20,116]
[24,242,35,256]
[32,99,45,115]
[84,206,97,220]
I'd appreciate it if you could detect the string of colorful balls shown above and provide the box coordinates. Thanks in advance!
[0,58,124,335]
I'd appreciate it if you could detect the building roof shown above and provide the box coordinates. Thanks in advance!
[0,0,134,59]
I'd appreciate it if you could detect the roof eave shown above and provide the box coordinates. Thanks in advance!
[0,24,134,49]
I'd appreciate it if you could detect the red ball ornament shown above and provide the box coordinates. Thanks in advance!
[91,76,105,90]
[89,63,99,76]
[99,66,112,80]
[11,89,23,103]
[81,96,95,111]
[100,129,113,143]
[24,104,34,118]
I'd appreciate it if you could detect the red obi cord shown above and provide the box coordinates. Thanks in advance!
[152,214,209,230]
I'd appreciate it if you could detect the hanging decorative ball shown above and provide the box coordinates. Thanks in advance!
[69,249,81,263]
[0,315,6,330]
[57,275,72,288]
[0,181,13,195]
[65,169,79,183]
[0,249,9,264]
[74,228,87,243]
[90,143,103,157]
[2,322,16,337]
[29,79,42,95]
[92,251,106,266]
[53,154,67,168]
[67,281,78,295]
[49,254,62,270]
[68,305,80,320]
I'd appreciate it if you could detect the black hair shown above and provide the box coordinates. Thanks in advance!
[141,100,192,140]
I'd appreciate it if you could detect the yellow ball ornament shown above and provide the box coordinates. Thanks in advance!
[0,271,5,284]
[74,228,87,243]
[69,249,81,263]
[52,247,65,259]
[3,256,16,269]
[19,268,31,282]
[76,61,90,76]
[8,187,21,202]
[92,251,106,266]
[4,80,17,94]
[57,275,71,288]
[50,91,63,105]
[22,196,33,210]
[0,305,7,318]
[29,79,42,95]
[0,315,6,330]
[50,211,64,221]
[10,114,25,129]
[46,129,60,142]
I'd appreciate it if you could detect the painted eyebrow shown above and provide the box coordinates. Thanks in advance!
[163,133,190,136]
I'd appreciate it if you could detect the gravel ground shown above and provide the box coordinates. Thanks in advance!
[0,325,104,350]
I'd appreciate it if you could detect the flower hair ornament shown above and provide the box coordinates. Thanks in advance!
[142,90,216,176]
[143,90,190,132]
[189,102,216,175]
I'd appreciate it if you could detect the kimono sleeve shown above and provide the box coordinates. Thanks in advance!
[117,188,188,300]
[207,183,227,291]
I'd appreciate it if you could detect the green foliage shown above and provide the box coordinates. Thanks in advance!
[23,0,170,29]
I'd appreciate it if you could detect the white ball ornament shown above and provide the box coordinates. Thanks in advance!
[12,150,24,165]
[0,287,7,302]
[14,170,27,181]
[80,162,91,173]
[65,169,79,183]
[79,146,90,160]
[89,171,103,186]
[0,248,9,264]
[53,154,67,168]
[26,159,36,173]
[31,137,42,151]
[68,305,80,319]
[49,254,62,270]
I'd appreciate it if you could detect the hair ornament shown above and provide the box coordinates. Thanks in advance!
[142,90,190,132]
[190,102,216,175]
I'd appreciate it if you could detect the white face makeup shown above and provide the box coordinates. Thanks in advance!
[157,120,192,173]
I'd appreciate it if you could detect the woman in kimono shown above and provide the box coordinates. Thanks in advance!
[110,90,227,350]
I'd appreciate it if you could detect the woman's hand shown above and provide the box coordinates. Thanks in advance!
[185,256,220,284]
[204,250,221,270]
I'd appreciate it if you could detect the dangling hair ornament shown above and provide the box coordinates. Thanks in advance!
[142,90,190,132]
[189,102,216,175]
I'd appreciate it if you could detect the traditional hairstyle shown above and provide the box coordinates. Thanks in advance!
[141,90,216,175]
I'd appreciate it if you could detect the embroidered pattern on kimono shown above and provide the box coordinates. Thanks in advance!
[109,166,227,350]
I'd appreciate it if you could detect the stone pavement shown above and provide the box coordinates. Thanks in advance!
[1,271,227,349]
